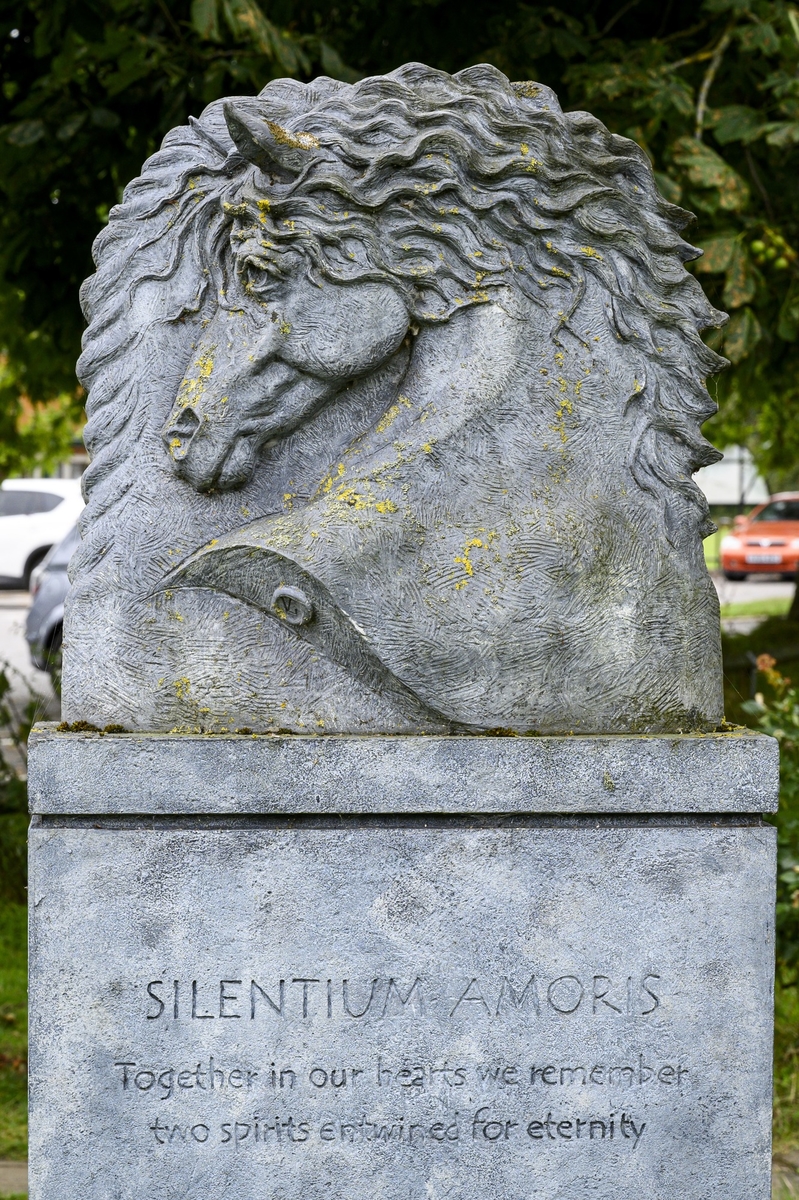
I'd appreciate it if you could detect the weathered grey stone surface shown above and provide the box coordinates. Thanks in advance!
[35,55,775,1200]
[28,725,779,815]
[65,62,728,735]
[29,819,775,1200]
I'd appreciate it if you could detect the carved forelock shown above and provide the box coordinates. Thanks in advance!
[74,62,725,583]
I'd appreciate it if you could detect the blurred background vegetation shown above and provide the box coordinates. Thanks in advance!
[3,0,799,1178]
[1,0,799,484]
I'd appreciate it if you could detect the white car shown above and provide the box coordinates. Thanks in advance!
[0,478,84,588]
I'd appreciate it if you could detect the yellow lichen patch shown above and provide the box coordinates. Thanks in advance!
[176,350,215,407]
[282,219,296,232]
[580,246,604,260]
[174,677,191,700]
[279,320,291,335]
[333,486,366,510]
[266,120,320,150]
[375,499,398,513]
[319,462,346,495]
[375,395,412,434]
[206,538,218,548]
[454,537,484,586]
[550,266,571,278]
[550,395,574,445]
[520,143,530,156]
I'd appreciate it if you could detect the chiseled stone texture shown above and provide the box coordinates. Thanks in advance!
[66,64,728,735]
[29,819,775,1200]
[27,726,778,815]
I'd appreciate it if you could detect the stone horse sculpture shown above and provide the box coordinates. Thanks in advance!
[67,63,726,734]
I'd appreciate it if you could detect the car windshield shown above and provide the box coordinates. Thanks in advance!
[0,490,63,516]
[45,524,81,569]
[752,500,799,522]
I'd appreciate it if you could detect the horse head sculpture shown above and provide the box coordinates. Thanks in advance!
[70,64,727,734]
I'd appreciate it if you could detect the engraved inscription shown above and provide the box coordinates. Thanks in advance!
[145,972,662,1022]
[121,965,682,1163]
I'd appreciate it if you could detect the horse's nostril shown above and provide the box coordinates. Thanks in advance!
[164,407,201,461]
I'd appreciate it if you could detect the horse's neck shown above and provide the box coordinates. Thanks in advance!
[253,340,411,511]
[402,299,534,432]
[353,295,645,533]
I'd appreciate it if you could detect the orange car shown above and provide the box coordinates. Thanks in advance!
[720,493,799,580]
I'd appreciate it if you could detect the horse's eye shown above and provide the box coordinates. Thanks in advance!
[241,260,273,296]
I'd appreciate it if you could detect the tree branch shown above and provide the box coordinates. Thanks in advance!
[663,48,715,72]
[593,0,642,39]
[695,25,735,141]
[746,146,775,221]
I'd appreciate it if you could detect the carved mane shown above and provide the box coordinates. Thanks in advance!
[225,63,726,542]
[77,61,724,592]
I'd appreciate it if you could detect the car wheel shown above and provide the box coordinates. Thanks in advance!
[23,546,51,590]
[723,571,746,581]
[46,624,63,694]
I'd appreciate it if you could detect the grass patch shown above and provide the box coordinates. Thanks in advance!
[720,596,793,620]
[704,526,730,572]
[0,901,27,1160]
[775,980,799,1151]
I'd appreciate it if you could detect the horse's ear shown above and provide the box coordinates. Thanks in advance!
[223,101,319,177]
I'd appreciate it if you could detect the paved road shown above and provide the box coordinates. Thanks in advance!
[712,571,795,607]
[0,590,59,724]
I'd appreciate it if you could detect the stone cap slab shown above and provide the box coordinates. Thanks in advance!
[27,725,778,815]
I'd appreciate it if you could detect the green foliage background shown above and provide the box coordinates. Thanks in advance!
[1,0,799,481]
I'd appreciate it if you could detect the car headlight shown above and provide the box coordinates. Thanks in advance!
[720,536,741,551]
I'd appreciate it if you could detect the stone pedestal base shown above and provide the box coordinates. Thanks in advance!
[28,729,778,1200]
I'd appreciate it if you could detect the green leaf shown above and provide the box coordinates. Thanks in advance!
[319,40,360,83]
[6,119,46,147]
[723,306,762,363]
[671,136,750,211]
[56,113,86,141]
[90,107,121,129]
[778,284,799,342]
[707,105,764,145]
[222,0,304,73]
[764,121,799,147]
[191,0,221,41]
[723,243,757,308]
[736,22,781,55]
[694,233,737,274]
[653,170,682,204]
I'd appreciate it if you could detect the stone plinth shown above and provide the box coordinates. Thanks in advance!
[28,728,777,1200]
